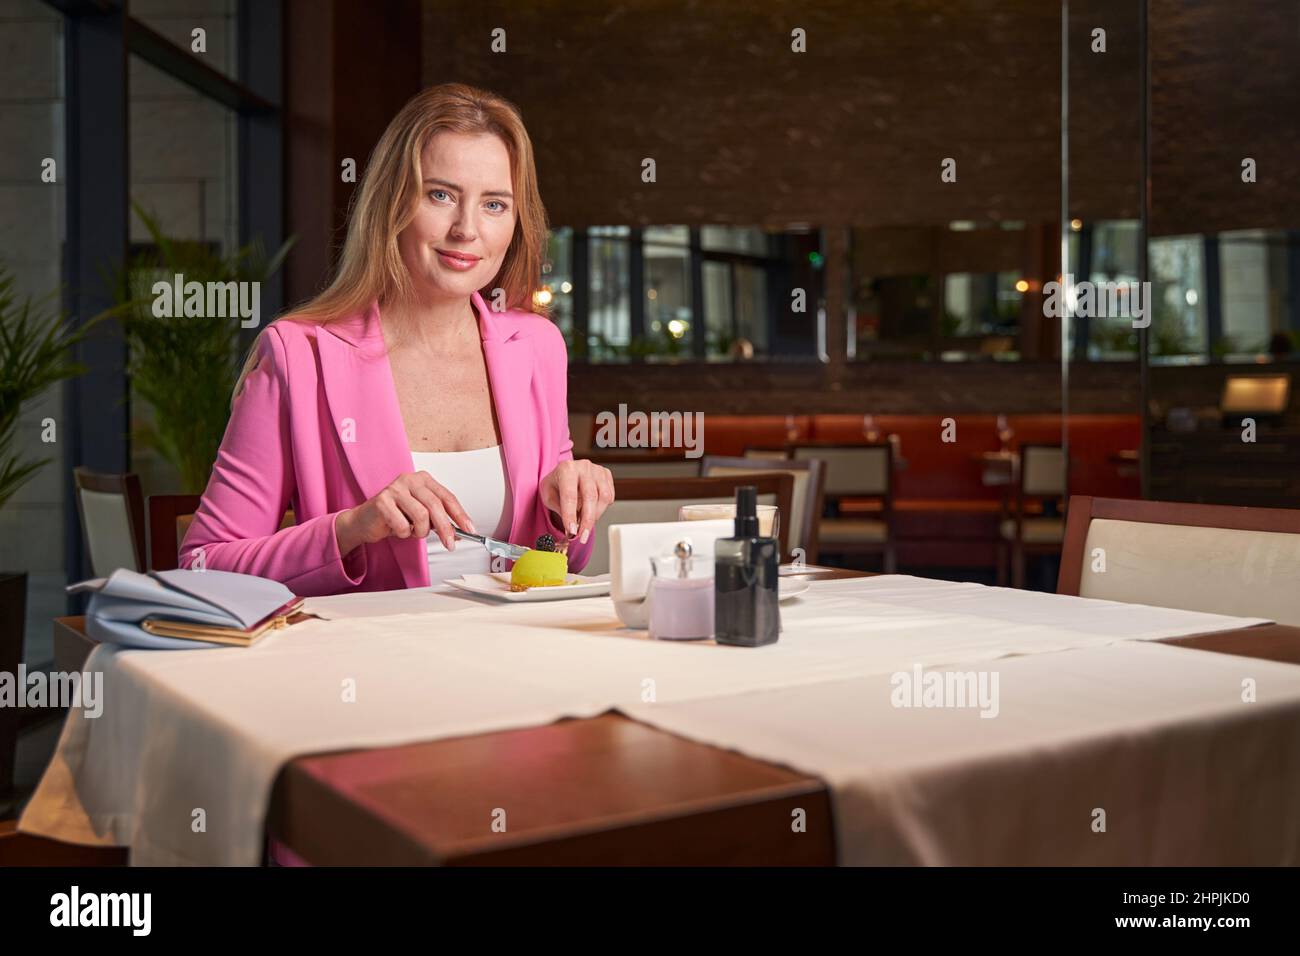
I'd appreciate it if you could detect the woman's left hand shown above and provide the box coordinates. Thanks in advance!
[539,459,615,545]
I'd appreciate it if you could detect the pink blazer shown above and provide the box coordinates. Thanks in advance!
[178,291,593,596]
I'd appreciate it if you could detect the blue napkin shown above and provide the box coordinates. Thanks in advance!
[67,568,297,650]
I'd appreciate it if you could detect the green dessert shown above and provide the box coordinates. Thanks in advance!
[509,534,570,590]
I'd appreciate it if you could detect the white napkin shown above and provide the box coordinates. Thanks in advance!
[609,519,732,627]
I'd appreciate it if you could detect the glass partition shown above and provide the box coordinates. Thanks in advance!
[1063,0,1143,524]
[1145,0,1300,506]
[831,4,1067,586]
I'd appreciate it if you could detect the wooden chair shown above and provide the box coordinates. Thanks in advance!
[72,468,147,575]
[997,444,1067,588]
[10,470,148,811]
[701,455,826,564]
[1057,495,1300,625]
[584,473,794,577]
[790,442,896,572]
[147,495,294,571]
[146,494,203,570]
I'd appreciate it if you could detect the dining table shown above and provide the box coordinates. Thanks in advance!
[26,566,1300,867]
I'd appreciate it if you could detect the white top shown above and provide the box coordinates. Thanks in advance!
[409,444,512,586]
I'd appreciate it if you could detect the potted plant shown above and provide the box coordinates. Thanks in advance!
[0,266,111,799]
[116,204,294,493]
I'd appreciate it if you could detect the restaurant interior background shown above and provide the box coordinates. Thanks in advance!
[1,0,1297,765]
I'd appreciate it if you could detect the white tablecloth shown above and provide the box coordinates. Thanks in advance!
[301,585,493,619]
[624,640,1300,864]
[18,575,1280,865]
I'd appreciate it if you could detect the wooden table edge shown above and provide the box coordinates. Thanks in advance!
[268,722,835,866]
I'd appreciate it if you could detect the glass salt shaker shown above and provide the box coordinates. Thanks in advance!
[647,540,714,641]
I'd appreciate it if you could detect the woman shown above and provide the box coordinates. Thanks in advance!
[179,83,614,595]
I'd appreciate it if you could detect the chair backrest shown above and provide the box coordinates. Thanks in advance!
[790,443,892,497]
[585,473,794,576]
[597,459,702,480]
[1058,495,1300,625]
[147,495,294,570]
[147,495,204,570]
[73,468,146,575]
[701,455,825,563]
[1020,444,1066,497]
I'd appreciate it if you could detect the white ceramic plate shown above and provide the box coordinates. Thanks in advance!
[779,577,810,601]
[445,572,612,602]
[448,573,801,604]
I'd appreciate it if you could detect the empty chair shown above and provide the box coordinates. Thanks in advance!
[584,473,794,577]
[585,453,702,481]
[791,443,895,572]
[701,455,826,564]
[73,468,147,575]
[998,444,1066,588]
[1057,495,1300,625]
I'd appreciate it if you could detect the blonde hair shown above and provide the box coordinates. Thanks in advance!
[232,82,550,403]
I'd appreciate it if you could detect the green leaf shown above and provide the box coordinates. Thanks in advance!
[111,204,296,492]
[0,266,117,512]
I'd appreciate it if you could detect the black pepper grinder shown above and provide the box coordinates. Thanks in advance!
[713,486,780,646]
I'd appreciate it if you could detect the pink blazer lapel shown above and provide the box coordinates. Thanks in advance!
[475,291,537,544]
[318,301,422,587]
[317,294,537,589]
[317,301,414,504]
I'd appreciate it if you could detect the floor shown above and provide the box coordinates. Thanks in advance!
[5,570,78,822]
[1,716,62,822]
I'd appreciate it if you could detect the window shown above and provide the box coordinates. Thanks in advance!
[540,226,574,340]
[587,225,631,359]
[128,53,241,496]
[1218,229,1292,359]
[849,222,1031,361]
[131,0,239,82]
[0,0,67,665]
[943,272,1023,349]
[644,228,692,358]
[129,55,240,255]
[1148,234,1204,360]
[546,225,822,362]
[1082,220,1144,360]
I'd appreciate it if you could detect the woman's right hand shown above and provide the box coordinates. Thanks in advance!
[335,471,475,556]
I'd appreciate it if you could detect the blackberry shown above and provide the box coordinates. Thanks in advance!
[534,533,556,552]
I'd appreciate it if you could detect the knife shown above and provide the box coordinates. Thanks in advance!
[451,526,529,561]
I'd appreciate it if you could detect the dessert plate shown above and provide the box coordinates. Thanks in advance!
[446,574,803,603]
[779,577,810,601]
[445,572,612,602]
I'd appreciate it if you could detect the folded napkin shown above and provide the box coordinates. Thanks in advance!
[609,518,732,628]
[67,568,299,650]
